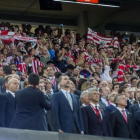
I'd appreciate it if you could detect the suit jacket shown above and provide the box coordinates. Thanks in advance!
[134,110,140,139]
[99,100,106,108]
[0,92,15,127]
[74,89,81,98]
[52,78,59,93]
[82,105,112,136]
[125,99,132,110]
[106,104,116,114]
[129,103,140,115]
[52,91,84,133]
[11,87,51,131]
[109,109,135,139]
[45,93,57,132]
[0,78,3,86]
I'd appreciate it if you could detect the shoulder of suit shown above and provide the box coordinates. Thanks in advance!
[130,103,138,108]
[52,91,62,96]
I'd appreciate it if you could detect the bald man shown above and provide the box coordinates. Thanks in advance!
[0,78,19,127]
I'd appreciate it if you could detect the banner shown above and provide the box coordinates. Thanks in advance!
[87,28,119,48]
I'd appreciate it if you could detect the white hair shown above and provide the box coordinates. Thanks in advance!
[88,88,99,96]
[80,90,89,99]
[8,78,19,85]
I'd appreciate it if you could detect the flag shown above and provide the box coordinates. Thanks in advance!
[87,28,119,48]
[0,30,37,42]
[118,64,125,83]
[32,59,45,73]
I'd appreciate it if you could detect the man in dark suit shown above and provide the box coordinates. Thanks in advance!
[129,89,140,115]
[52,74,84,134]
[82,88,112,136]
[45,79,57,132]
[80,90,90,107]
[134,110,140,139]
[11,73,51,131]
[0,66,12,86]
[0,78,19,127]
[119,86,132,110]
[0,75,12,94]
[106,92,117,113]
[110,94,135,139]
[99,87,110,107]
[47,65,59,92]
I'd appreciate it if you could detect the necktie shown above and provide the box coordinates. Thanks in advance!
[95,106,101,122]
[66,92,73,110]
[122,110,128,124]
[106,99,111,105]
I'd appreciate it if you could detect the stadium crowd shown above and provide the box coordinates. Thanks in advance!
[0,22,140,139]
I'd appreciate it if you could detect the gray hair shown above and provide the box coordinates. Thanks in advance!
[114,94,122,106]
[88,88,99,96]
[108,91,118,98]
[8,78,19,85]
[80,90,89,99]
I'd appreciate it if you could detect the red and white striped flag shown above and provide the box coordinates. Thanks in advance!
[0,30,37,42]
[32,59,45,74]
[118,64,125,83]
[17,62,27,73]
[87,28,119,48]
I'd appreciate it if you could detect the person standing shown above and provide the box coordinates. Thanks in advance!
[0,78,19,127]
[134,109,140,139]
[106,92,118,113]
[47,65,58,92]
[129,88,140,115]
[109,94,135,139]
[52,74,84,134]
[11,73,51,131]
[82,88,112,136]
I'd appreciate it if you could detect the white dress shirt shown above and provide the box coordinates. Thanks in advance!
[100,65,112,82]
[61,89,70,99]
[101,97,109,106]
[6,90,9,93]
[8,91,15,98]
[110,103,116,107]
[50,88,54,95]
[90,102,102,120]
[117,107,127,117]
[61,89,73,110]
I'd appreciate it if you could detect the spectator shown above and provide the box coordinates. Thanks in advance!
[52,74,84,134]
[82,88,113,136]
[0,78,19,127]
[106,92,118,113]
[99,87,110,107]
[80,90,90,107]
[110,94,135,139]
[11,73,51,130]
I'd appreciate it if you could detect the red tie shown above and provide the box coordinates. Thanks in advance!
[106,99,111,105]
[122,110,128,124]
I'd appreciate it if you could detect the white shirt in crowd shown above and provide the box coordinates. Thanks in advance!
[101,97,109,106]
[100,65,112,82]
[110,103,116,107]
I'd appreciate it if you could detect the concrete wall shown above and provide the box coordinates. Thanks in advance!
[0,128,137,140]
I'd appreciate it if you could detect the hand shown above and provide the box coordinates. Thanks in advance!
[101,51,106,57]
[81,131,84,135]
[59,129,64,133]
[71,32,75,38]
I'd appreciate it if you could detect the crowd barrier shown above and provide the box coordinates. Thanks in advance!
[0,128,137,140]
